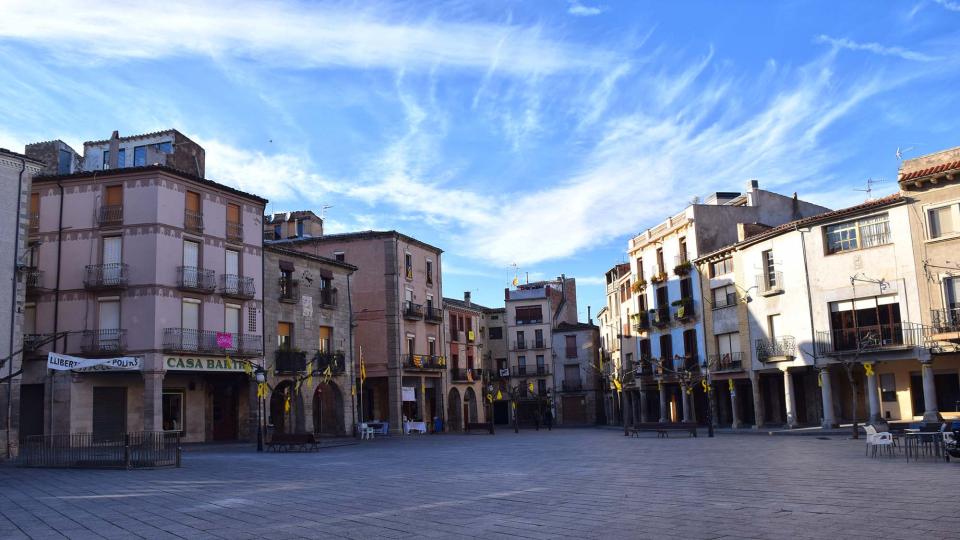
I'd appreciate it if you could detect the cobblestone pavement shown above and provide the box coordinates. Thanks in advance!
[1,429,958,539]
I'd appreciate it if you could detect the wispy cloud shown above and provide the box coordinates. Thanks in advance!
[932,0,960,11]
[568,1,606,17]
[814,34,938,62]
[0,0,614,75]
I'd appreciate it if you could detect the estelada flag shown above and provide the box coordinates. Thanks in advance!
[359,346,367,383]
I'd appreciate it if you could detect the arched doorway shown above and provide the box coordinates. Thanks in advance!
[464,387,479,423]
[447,387,462,432]
[313,381,345,435]
[269,380,295,435]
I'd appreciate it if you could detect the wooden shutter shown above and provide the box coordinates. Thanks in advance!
[30,193,39,214]
[227,203,240,223]
[105,185,122,205]
[186,191,200,212]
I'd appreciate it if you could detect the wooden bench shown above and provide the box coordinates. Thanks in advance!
[465,422,493,434]
[266,433,320,452]
[629,422,698,438]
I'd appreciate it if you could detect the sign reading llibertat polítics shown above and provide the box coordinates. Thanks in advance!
[165,356,246,372]
[47,352,141,372]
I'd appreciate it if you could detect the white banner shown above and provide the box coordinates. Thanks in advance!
[47,352,141,372]
[402,386,416,402]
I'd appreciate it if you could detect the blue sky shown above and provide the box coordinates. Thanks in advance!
[2,0,960,319]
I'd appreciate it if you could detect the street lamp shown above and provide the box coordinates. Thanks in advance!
[255,366,266,452]
[699,361,715,438]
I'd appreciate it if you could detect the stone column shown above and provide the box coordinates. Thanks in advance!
[783,369,797,428]
[864,363,881,424]
[750,371,764,429]
[920,360,941,422]
[658,382,668,423]
[681,383,694,422]
[729,380,741,429]
[820,366,837,428]
[142,370,164,431]
[638,386,649,422]
[622,391,632,427]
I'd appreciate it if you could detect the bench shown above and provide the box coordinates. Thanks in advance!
[629,422,698,438]
[266,433,320,452]
[465,422,493,434]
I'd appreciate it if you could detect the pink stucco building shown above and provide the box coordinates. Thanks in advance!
[23,132,266,443]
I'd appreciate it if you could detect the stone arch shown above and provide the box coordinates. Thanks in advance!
[464,386,479,423]
[313,381,345,436]
[447,387,463,432]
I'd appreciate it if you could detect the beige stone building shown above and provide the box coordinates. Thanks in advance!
[442,292,487,429]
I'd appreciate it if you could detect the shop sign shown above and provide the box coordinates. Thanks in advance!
[165,356,246,372]
[47,352,141,372]
[402,386,416,402]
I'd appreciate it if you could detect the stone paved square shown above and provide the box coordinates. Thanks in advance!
[1,430,958,539]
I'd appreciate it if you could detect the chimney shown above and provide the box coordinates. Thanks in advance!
[464,291,471,306]
[107,131,120,169]
[745,179,759,207]
[587,305,592,324]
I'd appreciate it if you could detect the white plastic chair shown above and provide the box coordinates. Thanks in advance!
[871,432,895,458]
[863,425,877,456]
[359,423,375,440]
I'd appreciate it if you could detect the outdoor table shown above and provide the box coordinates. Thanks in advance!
[365,422,389,435]
[904,431,942,460]
[403,421,427,434]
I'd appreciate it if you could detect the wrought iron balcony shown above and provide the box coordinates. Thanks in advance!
[512,340,527,351]
[226,220,243,243]
[708,351,744,372]
[424,306,443,323]
[405,354,444,370]
[220,274,255,300]
[314,350,346,375]
[931,308,960,333]
[83,264,129,290]
[275,349,307,373]
[673,298,695,322]
[511,365,550,377]
[450,368,482,382]
[632,312,650,332]
[403,301,423,320]
[279,277,299,303]
[184,210,204,233]
[22,333,52,354]
[756,336,797,362]
[815,323,926,356]
[177,266,216,293]
[97,205,123,226]
[81,329,126,355]
[651,306,671,327]
[319,288,338,308]
[29,212,39,234]
[756,271,784,295]
[560,380,583,392]
[25,268,43,294]
[163,328,262,357]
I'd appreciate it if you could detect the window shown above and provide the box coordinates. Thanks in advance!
[879,373,897,402]
[768,314,781,339]
[537,379,547,395]
[679,277,693,299]
[712,285,737,308]
[162,391,184,433]
[565,335,577,358]
[518,355,527,374]
[534,329,543,347]
[946,277,960,320]
[225,304,241,338]
[407,335,415,354]
[404,253,413,279]
[185,191,202,232]
[226,203,241,241]
[515,305,543,324]
[682,329,698,362]
[928,204,959,239]
[133,145,146,167]
[825,213,891,254]
[157,141,173,154]
[710,257,733,277]
[57,149,71,174]
[334,251,345,262]
[659,335,673,363]
[467,353,473,369]
[449,313,458,336]
[655,286,668,309]
[319,326,332,353]
[636,258,644,281]
[678,237,688,263]
[273,224,282,240]
[248,305,258,332]
[716,332,741,361]
[828,295,902,351]
[426,260,433,284]
[762,250,776,289]
[458,315,464,332]
[225,249,240,278]
[656,247,664,274]
[428,339,436,356]
[277,322,292,350]
[489,327,503,340]
[516,330,525,348]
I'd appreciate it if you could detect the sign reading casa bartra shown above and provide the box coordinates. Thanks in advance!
[165,356,246,372]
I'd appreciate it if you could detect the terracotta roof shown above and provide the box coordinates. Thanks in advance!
[0,148,44,165]
[264,245,358,271]
[83,129,182,146]
[268,230,443,254]
[442,297,491,312]
[555,321,598,332]
[33,164,268,204]
[899,160,960,182]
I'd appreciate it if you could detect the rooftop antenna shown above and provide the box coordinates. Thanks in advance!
[895,145,916,161]
[319,205,333,220]
[854,178,886,201]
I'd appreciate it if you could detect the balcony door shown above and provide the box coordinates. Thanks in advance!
[98,299,120,352]
[103,236,122,284]
[225,304,240,350]
[946,277,960,323]
[226,249,239,276]
[182,299,200,351]
[183,240,200,288]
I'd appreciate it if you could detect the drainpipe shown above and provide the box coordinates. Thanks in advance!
[48,180,64,437]
[5,157,26,458]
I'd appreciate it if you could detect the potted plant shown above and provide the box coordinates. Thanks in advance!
[650,271,668,284]
[631,279,647,294]
[673,261,692,276]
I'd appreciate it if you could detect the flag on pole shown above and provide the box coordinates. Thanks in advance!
[359,346,366,383]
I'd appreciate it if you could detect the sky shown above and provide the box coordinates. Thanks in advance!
[2,0,960,320]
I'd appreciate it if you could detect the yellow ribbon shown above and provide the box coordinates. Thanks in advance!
[685,386,692,395]
[727,379,734,392]
[701,379,708,393]
[486,393,493,403]
[863,363,875,377]
[284,396,291,413]
[817,372,822,388]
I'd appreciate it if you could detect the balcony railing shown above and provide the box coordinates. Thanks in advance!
[319,288,338,308]
[560,380,583,392]
[512,340,527,351]
[403,301,423,320]
[25,268,43,292]
[220,274,255,300]
[226,220,243,243]
[931,308,960,333]
[177,266,216,293]
[815,323,926,356]
[708,351,744,372]
[757,271,784,295]
[424,306,443,323]
[275,349,307,373]
[632,312,650,332]
[672,298,695,322]
[279,277,299,303]
[97,205,123,226]
[163,328,262,356]
[314,351,346,375]
[83,264,129,290]
[511,365,550,377]
[184,210,204,233]
[450,368,482,382]
[756,336,797,362]
[651,306,671,327]
[29,213,39,234]
[405,354,444,370]
[22,333,52,354]
[81,329,126,355]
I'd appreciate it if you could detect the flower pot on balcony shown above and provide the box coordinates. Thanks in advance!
[673,261,692,276]
[630,279,647,294]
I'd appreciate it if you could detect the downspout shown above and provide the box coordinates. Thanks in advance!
[5,157,26,458]
[48,180,65,436]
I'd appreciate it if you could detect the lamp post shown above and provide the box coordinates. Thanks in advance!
[700,361,715,438]
[255,366,266,452]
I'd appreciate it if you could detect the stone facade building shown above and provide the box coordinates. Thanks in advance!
[442,292,487,429]
[0,148,43,458]
[552,321,600,425]
[21,132,266,444]
[262,245,356,437]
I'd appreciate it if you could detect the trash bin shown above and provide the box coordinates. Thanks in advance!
[433,416,443,433]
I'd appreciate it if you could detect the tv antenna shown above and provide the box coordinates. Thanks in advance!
[854,178,886,201]
[895,145,917,161]
[319,205,333,220]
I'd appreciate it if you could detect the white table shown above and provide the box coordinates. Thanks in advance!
[403,421,427,434]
